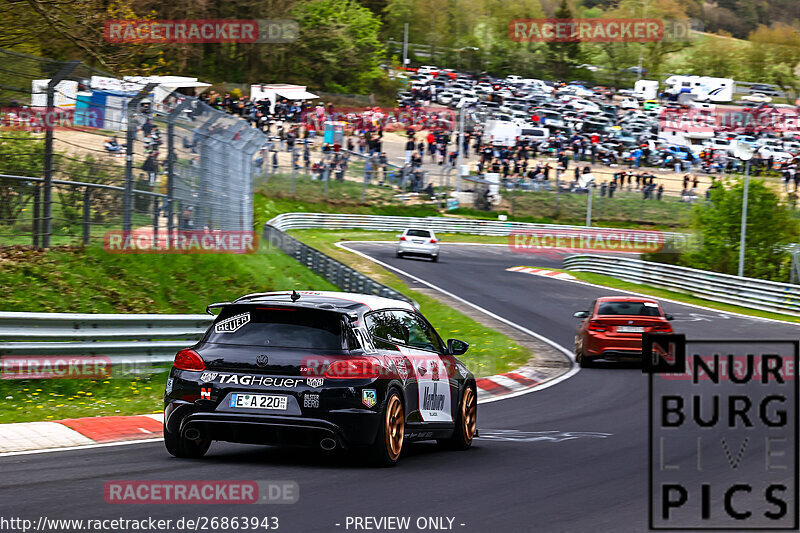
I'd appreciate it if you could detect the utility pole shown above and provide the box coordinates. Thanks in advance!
[123,83,158,233]
[402,23,409,67]
[737,159,752,277]
[42,60,79,248]
[456,105,466,192]
[585,185,593,227]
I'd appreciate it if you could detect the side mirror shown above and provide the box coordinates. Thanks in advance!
[665,313,674,321]
[447,338,469,356]
[573,311,589,318]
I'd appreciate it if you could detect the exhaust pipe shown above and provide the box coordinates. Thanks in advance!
[319,438,337,451]
[184,428,201,441]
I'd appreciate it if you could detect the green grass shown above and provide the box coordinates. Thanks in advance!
[0,244,337,313]
[504,189,693,228]
[253,186,693,232]
[290,229,534,377]
[0,244,338,421]
[0,370,168,423]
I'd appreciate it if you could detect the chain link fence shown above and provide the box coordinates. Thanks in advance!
[0,48,265,248]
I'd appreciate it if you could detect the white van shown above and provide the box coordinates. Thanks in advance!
[485,119,521,147]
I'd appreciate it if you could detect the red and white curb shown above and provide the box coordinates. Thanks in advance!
[506,266,576,281]
[476,366,560,402]
[0,413,163,455]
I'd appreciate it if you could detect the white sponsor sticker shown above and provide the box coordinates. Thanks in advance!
[306,377,324,388]
[165,378,173,394]
[398,346,453,422]
[200,371,218,383]
[215,312,250,333]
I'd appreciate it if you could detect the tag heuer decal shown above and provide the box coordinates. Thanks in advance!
[215,312,250,333]
[165,378,173,394]
[306,377,324,388]
[362,389,377,408]
[200,371,218,383]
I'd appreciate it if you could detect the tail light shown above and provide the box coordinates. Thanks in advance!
[174,349,205,371]
[430,238,437,243]
[651,323,673,333]
[324,357,380,379]
[400,236,407,241]
[587,321,607,332]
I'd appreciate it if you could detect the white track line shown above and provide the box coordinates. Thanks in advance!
[0,437,164,458]
[336,242,580,404]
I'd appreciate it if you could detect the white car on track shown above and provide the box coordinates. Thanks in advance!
[396,229,439,262]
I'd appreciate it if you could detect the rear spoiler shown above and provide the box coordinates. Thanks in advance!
[205,301,359,322]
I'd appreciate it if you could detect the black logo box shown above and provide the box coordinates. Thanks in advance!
[646,339,799,530]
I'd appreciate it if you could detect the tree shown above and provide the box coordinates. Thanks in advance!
[0,131,44,228]
[679,179,799,282]
[289,0,385,93]
[546,0,580,79]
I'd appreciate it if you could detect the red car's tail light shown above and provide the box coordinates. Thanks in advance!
[174,349,205,371]
[651,323,673,332]
[324,357,380,379]
[587,321,607,332]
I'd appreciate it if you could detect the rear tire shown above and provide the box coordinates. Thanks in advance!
[576,350,593,368]
[164,424,211,458]
[367,389,404,467]
[396,252,403,258]
[431,255,439,262]
[439,385,477,450]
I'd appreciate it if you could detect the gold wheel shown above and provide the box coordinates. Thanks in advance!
[384,394,404,461]
[462,387,477,443]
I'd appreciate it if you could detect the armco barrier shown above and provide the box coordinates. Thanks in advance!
[263,224,414,306]
[562,254,800,316]
[267,212,688,238]
[0,312,213,364]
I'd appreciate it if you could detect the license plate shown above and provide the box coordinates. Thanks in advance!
[229,393,288,410]
[617,326,645,333]
[412,239,426,244]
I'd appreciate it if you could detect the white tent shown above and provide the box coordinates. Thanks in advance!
[249,84,319,113]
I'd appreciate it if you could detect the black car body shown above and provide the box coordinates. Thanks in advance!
[164,291,477,466]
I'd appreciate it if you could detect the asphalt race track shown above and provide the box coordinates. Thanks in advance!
[0,243,796,533]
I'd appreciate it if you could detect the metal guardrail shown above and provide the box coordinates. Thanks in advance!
[267,212,689,238]
[562,255,800,316]
[263,224,414,306]
[0,312,212,363]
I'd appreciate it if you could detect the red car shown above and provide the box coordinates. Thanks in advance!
[573,297,674,367]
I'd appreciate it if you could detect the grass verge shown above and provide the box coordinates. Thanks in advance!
[0,244,338,422]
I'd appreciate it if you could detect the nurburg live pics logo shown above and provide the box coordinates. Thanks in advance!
[644,335,799,530]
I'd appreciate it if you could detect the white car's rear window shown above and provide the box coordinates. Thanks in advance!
[406,230,432,238]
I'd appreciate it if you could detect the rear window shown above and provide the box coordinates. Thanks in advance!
[205,307,344,349]
[596,301,662,317]
[406,229,432,238]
